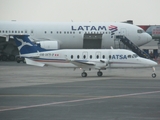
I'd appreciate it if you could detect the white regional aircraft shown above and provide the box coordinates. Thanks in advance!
[0,21,152,49]
[13,35,157,78]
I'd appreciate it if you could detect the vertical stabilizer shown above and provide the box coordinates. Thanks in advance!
[13,35,38,55]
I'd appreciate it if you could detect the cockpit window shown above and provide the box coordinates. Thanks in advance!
[128,55,131,58]
[132,54,138,58]
[137,29,144,33]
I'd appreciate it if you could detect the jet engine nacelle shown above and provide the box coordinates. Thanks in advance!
[37,41,60,50]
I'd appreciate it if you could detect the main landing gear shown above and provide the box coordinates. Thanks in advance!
[152,67,156,78]
[97,70,103,77]
[81,71,87,77]
[81,70,103,77]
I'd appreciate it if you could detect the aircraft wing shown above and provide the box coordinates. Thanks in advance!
[69,59,109,69]
[70,60,95,67]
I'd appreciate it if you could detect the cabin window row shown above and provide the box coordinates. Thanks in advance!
[70,55,106,59]
[44,31,111,35]
[0,30,28,34]
[44,31,81,34]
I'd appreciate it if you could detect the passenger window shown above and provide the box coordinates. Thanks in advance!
[83,55,86,59]
[90,55,92,59]
[71,55,73,59]
[21,31,23,33]
[96,55,99,59]
[102,55,105,59]
[77,55,79,59]
[6,31,7,33]
[109,55,111,59]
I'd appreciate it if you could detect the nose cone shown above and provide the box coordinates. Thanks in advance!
[139,33,152,46]
[150,60,158,66]
[146,33,152,42]
[145,59,158,67]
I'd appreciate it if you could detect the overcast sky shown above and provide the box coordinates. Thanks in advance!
[0,0,159,25]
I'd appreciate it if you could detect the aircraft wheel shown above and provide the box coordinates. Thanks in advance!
[97,71,103,77]
[152,73,156,78]
[81,72,87,77]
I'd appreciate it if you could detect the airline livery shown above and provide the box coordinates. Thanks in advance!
[0,21,152,49]
[13,35,157,78]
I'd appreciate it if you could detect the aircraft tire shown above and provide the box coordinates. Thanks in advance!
[97,71,103,77]
[81,72,87,77]
[152,73,156,78]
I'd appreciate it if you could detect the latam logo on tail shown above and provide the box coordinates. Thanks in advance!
[109,25,118,38]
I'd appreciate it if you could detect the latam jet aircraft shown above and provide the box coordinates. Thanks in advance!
[13,35,157,78]
[0,21,152,49]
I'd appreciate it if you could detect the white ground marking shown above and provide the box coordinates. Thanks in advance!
[0,90,160,112]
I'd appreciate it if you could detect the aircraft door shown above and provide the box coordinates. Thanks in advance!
[82,52,88,59]
[119,28,128,49]
[30,29,34,35]
[120,28,127,37]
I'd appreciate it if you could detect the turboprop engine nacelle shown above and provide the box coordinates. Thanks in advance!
[37,41,60,50]
[95,59,109,69]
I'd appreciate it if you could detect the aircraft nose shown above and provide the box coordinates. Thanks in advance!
[148,60,158,66]
[146,33,152,42]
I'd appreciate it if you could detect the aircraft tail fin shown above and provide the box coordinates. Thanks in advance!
[14,35,38,55]
[13,35,38,55]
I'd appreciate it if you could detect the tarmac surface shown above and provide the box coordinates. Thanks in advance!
[0,61,160,120]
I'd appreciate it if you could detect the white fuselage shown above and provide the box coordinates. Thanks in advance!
[0,21,152,49]
[28,49,157,69]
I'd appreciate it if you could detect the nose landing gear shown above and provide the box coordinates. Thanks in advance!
[152,67,156,78]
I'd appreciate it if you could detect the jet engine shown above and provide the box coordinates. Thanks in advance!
[37,41,60,50]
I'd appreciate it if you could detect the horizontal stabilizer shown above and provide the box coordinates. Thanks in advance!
[25,58,45,67]
[20,54,40,58]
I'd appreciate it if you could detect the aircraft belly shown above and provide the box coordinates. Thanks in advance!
[110,63,148,68]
